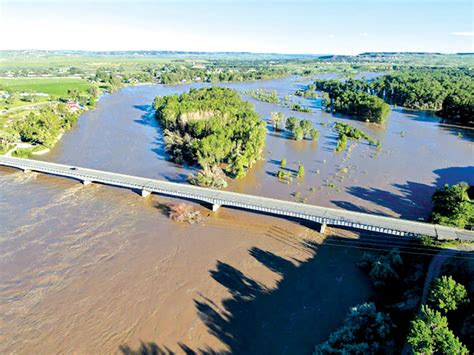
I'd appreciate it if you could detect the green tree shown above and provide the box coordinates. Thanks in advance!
[309,128,319,140]
[430,182,474,229]
[407,305,468,354]
[293,126,305,141]
[297,164,305,179]
[285,116,298,132]
[358,249,403,289]
[0,129,20,152]
[428,276,469,313]
[87,86,99,98]
[270,112,284,131]
[280,158,287,168]
[67,89,80,101]
[299,119,312,134]
[335,134,347,153]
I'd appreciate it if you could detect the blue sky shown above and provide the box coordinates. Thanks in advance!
[1,0,473,54]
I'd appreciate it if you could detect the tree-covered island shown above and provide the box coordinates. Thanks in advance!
[308,68,474,126]
[153,87,266,188]
[315,79,391,124]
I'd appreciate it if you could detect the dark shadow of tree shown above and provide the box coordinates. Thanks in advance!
[332,166,474,220]
[120,234,375,354]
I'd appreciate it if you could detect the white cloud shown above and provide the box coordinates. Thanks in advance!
[359,32,369,37]
[451,32,474,37]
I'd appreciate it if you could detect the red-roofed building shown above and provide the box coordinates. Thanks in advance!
[66,101,81,112]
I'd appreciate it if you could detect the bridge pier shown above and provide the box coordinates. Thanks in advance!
[1,156,473,243]
[141,190,151,197]
[319,222,327,234]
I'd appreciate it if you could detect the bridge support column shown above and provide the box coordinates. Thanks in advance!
[319,222,327,234]
[212,204,221,212]
[82,180,92,186]
[141,190,151,197]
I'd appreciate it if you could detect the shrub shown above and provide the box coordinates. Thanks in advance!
[168,203,202,224]
[188,166,228,189]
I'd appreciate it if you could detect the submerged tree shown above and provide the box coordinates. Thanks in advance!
[270,112,285,131]
[297,164,305,179]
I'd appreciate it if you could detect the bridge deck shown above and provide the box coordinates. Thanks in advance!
[1,156,473,241]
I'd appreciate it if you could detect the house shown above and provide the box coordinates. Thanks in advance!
[66,101,81,112]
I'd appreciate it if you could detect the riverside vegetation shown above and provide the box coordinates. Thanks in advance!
[314,183,474,353]
[304,68,473,126]
[315,243,472,353]
[0,87,99,156]
[153,87,266,188]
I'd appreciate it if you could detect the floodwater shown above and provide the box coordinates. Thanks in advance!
[1,75,473,353]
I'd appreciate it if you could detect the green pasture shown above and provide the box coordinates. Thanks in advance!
[0,77,92,96]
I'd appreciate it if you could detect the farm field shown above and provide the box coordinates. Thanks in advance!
[0,77,92,96]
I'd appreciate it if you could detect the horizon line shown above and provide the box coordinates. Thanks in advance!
[2,49,473,56]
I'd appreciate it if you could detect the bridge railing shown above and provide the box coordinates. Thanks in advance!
[1,156,473,241]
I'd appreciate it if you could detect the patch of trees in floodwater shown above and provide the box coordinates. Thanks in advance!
[153,87,266,188]
[305,68,473,126]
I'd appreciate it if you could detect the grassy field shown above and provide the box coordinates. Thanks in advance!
[0,77,92,96]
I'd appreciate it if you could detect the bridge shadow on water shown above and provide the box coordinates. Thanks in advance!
[118,228,390,354]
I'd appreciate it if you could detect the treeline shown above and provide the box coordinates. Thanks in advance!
[155,63,289,85]
[314,69,474,126]
[370,69,473,111]
[314,79,391,124]
[153,87,266,188]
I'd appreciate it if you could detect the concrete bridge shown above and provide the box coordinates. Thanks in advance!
[1,156,473,241]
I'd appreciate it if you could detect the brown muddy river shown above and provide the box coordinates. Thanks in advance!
[1,75,473,353]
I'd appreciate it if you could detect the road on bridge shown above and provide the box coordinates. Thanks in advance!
[1,156,473,242]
